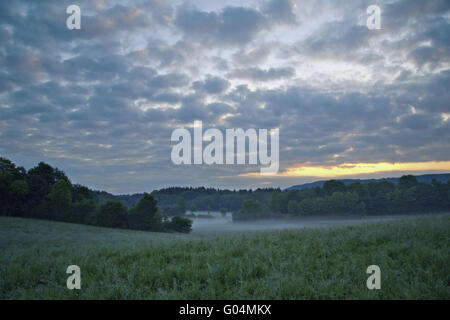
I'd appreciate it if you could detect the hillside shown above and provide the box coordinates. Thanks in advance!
[286,173,450,190]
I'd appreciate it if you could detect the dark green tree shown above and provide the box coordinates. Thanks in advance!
[287,200,298,215]
[322,180,346,195]
[399,175,418,189]
[167,216,192,233]
[97,200,128,228]
[129,193,161,231]
[47,179,72,220]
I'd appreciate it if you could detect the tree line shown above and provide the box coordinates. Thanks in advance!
[153,187,280,216]
[91,187,281,216]
[87,175,450,221]
[128,176,449,221]
[2,157,449,225]
[136,177,449,221]
[0,157,192,233]
[234,177,450,220]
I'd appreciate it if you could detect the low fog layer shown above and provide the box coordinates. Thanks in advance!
[190,214,413,236]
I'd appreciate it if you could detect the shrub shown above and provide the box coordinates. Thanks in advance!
[167,216,192,233]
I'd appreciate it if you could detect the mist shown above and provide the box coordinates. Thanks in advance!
[189,212,410,236]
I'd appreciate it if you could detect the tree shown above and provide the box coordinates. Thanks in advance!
[0,157,17,174]
[269,192,284,213]
[8,180,29,216]
[48,179,72,220]
[26,162,69,219]
[72,199,96,224]
[0,158,29,216]
[242,199,262,214]
[287,200,298,215]
[10,180,29,197]
[298,198,314,216]
[28,162,67,192]
[97,200,128,228]
[174,197,186,215]
[233,199,266,221]
[399,175,418,189]
[129,193,161,231]
[72,184,93,202]
[323,180,346,195]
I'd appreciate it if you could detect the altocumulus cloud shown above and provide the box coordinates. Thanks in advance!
[0,0,449,193]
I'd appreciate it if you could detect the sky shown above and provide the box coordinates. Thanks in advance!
[0,0,449,194]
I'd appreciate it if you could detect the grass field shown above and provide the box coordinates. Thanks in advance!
[0,214,449,299]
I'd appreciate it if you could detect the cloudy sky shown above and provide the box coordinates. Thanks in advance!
[1,0,449,194]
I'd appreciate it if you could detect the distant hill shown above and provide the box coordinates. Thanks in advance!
[286,173,450,191]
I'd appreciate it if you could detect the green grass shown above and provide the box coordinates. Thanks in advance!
[0,215,449,299]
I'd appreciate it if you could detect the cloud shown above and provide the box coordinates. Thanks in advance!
[228,66,295,81]
[0,0,449,192]
[174,4,268,46]
[262,0,297,25]
[193,76,231,94]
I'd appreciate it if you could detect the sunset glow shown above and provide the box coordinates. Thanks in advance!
[240,161,450,178]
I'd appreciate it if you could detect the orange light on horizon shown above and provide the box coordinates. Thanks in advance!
[240,161,450,178]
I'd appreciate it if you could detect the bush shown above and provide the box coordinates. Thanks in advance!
[166,216,192,233]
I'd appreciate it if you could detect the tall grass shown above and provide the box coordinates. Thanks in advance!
[0,215,448,299]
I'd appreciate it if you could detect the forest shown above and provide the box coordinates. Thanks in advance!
[1,157,449,226]
[232,176,450,220]
[119,178,450,221]
[0,157,192,233]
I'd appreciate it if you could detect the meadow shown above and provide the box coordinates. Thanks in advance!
[0,214,448,299]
